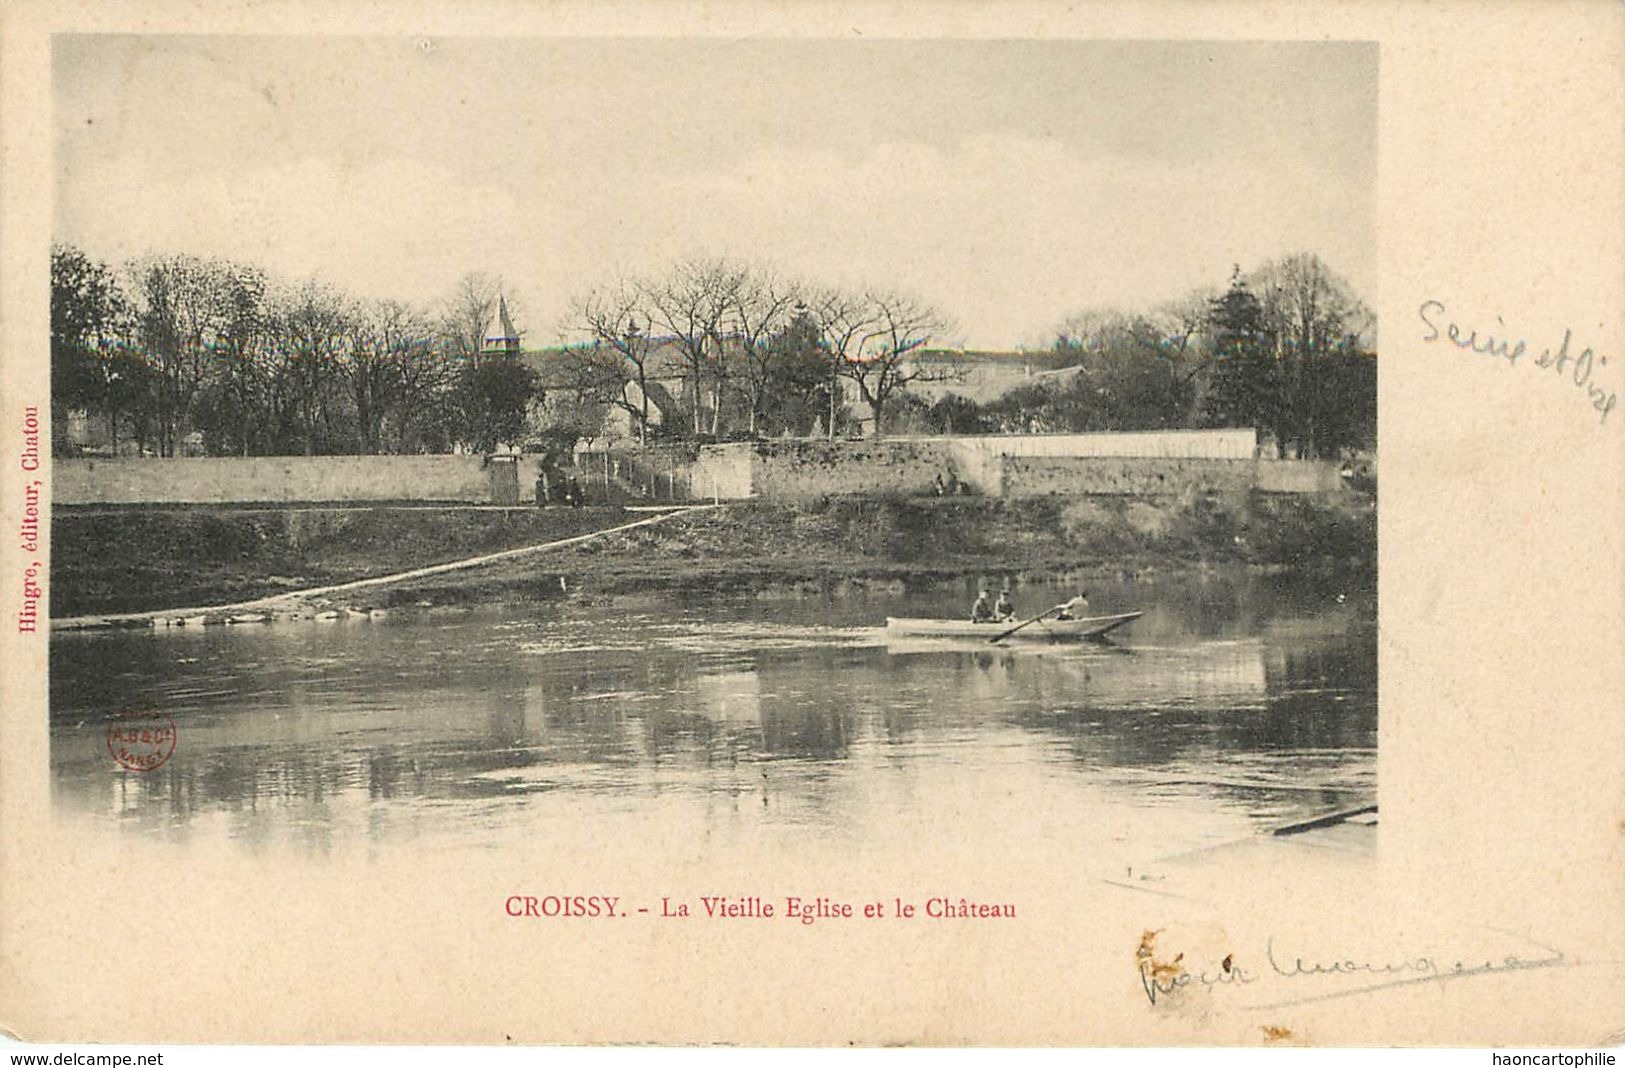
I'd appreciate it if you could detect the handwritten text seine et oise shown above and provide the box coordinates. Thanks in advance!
[1419,300,1617,426]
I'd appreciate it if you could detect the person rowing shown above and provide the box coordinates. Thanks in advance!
[1053,591,1089,621]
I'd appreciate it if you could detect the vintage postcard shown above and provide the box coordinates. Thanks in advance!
[1,0,1621,1049]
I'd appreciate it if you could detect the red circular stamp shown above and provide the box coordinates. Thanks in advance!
[106,706,178,772]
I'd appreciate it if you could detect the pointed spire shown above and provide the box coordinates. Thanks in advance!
[498,295,517,342]
[483,293,521,355]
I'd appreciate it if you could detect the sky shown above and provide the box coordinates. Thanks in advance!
[54,36,1376,349]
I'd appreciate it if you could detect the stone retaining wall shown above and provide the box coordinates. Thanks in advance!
[57,456,501,505]
[746,439,953,499]
[997,457,1261,498]
[59,431,1340,506]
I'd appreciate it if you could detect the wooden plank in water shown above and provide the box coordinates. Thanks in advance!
[1271,803,1378,837]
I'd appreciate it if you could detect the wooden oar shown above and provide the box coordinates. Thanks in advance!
[989,603,1066,643]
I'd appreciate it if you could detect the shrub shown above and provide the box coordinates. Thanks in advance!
[1248,495,1376,568]
[1167,493,1244,555]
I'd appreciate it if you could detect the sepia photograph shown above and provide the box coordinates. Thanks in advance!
[45,36,1378,874]
[4,3,1620,1051]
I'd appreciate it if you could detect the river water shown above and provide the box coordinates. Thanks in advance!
[49,571,1375,867]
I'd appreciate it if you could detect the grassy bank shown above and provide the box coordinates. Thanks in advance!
[52,492,1374,617]
[496,493,1375,596]
[50,506,645,617]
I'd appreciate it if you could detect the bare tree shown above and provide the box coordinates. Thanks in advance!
[570,281,659,444]
[824,288,950,439]
[391,322,457,452]
[806,286,877,440]
[1151,289,1217,362]
[441,270,509,363]
[1054,308,1162,355]
[640,258,743,436]
[726,266,800,437]
[339,298,436,454]
[1148,289,1217,424]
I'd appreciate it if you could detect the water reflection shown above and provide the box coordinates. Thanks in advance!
[50,573,1376,859]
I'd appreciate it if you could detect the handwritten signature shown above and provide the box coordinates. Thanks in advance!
[1138,927,1567,1007]
[1418,300,1617,425]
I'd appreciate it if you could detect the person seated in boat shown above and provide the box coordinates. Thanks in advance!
[1054,591,1089,620]
[970,589,996,623]
[994,590,1016,622]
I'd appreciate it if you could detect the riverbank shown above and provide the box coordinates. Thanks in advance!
[484,492,1374,599]
[51,491,1374,619]
[49,506,653,617]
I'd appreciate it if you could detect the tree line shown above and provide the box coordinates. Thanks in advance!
[561,258,949,444]
[888,253,1376,459]
[50,247,540,458]
[52,244,1373,460]
[51,247,953,457]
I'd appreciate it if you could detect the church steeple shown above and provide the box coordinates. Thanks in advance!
[483,294,521,356]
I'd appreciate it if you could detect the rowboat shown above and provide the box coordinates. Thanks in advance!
[884,611,1143,641]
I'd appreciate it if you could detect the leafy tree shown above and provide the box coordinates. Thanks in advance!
[1250,253,1374,458]
[757,306,834,436]
[1193,255,1375,457]
[527,390,608,464]
[1200,267,1278,438]
[1308,349,1377,457]
[50,244,142,453]
[131,253,262,456]
[455,357,541,453]
[1049,309,1193,429]
[924,393,994,435]
[438,271,541,453]
[203,263,269,456]
[264,279,352,455]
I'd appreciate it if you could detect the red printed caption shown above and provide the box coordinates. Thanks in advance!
[18,405,44,634]
[505,894,1016,923]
